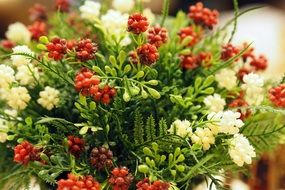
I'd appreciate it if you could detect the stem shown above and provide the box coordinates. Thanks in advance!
[160,0,170,27]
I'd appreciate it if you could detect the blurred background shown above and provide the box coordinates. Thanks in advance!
[1,0,285,189]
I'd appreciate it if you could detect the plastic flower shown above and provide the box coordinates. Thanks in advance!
[191,127,215,151]
[79,0,101,21]
[11,45,34,67]
[112,0,134,12]
[6,87,31,110]
[15,64,39,86]
[0,119,8,143]
[168,119,192,138]
[5,22,31,44]
[0,65,15,89]
[242,73,264,106]
[203,93,226,112]
[37,86,60,110]
[215,68,237,90]
[228,134,256,167]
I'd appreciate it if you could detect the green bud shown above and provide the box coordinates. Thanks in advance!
[123,91,131,102]
[40,153,49,162]
[118,50,127,65]
[129,85,140,96]
[146,80,159,86]
[203,75,215,87]
[201,87,215,94]
[143,147,153,156]
[176,165,185,172]
[177,154,185,162]
[39,36,49,44]
[141,89,148,99]
[180,49,191,55]
[171,170,177,177]
[37,44,47,50]
[181,36,193,47]
[138,165,149,173]
[151,142,159,152]
[136,71,144,79]
[92,66,104,75]
[147,88,161,99]
[123,64,131,73]
[109,55,117,66]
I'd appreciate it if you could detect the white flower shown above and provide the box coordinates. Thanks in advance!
[0,88,9,100]
[215,68,237,90]
[191,127,215,151]
[112,0,134,12]
[229,134,256,167]
[0,119,8,143]
[168,119,192,138]
[4,109,18,117]
[143,8,155,24]
[101,10,128,36]
[207,111,244,135]
[0,65,15,89]
[5,22,31,44]
[242,73,264,106]
[37,86,60,110]
[80,1,101,21]
[6,87,31,110]
[204,94,226,112]
[11,45,34,67]
[15,64,39,86]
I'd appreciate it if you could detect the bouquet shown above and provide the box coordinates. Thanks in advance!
[0,0,285,189]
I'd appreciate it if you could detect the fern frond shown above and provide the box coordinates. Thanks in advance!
[134,110,145,145]
[146,115,156,140]
[159,118,168,136]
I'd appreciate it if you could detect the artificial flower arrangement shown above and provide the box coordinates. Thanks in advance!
[0,0,285,189]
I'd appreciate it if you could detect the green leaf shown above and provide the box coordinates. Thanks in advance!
[109,55,117,66]
[118,50,127,65]
[194,77,202,91]
[39,36,49,44]
[89,101,96,110]
[123,64,131,73]
[25,117,33,126]
[200,87,215,94]
[202,75,215,87]
[79,126,89,135]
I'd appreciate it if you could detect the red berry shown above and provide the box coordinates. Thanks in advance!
[1,40,15,50]
[75,39,98,62]
[55,0,70,12]
[178,26,201,47]
[90,146,113,170]
[29,3,47,22]
[188,2,219,29]
[198,51,212,67]
[14,141,40,165]
[147,26,168,48]
[57,173,100,190]
[228,97,251,120]
[237,67,251,81]
[109,167,133,190]
[28,21,47,41]
[46,37,67,60]
[242,43,254,61]
[136,178,170,190]
[221,43,240,61]
[136,43,159,65]
[250,55,268,71]
[269,84,285,108]
[67,136,85,156]
[180,54,199,70]
[128,13,149,35]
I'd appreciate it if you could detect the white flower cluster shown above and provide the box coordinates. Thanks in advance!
[11,45,34,67]
[0,119,8,143]
[168,119,192,138]
[228,134,256,166]
[112,0,134,12]
[80,1,101,21]
[208,111,244,135]
[5,22,31,44]
[191,127,215,151]
[0,65,15,89]
[215,68,237,90]
[37,86,60,110]
[15,64,40,86]
[6,87,31,110]
[242,73,264,106]
[203,93,226,112]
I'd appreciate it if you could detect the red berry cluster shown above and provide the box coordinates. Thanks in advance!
[128,13,149,35]
[228,94,251,120]
[109,167,134,190]
[75,39,98,62]
[198,51,212,67]
[55,0,70,12]
[249,55,268,71]
[46,37,67,60]
[136,178,170,190]
[237,67,251,81]
[29,3,47,22]
[147,26,168,48]
[221,43,240,61]
[180,54,199,70]
[269,84,285,108]
[136,43,159,65]
[57,173,100,190]
[1,40,15,50]
[28,21,47,41]
[178,26,201,47]
[67,135,85,156]
[74,68,117,104]
[188,2,219,29]
[14,141,40,165]
[90,146,113,170]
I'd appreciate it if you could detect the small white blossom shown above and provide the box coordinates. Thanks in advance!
[0,88,9,100]
[242,73,264,106]
[15,64,39,86]
[143,8,155,24]
[229,134,256,167]
[191,127,215,151]
[120,36,132,46]
[215,68,237,90]
[101,10,128,36]
[0,65,15,89]
[112,0,134,12]
[204,93,226,112]
[4,109,18,117]
[168,119,192,138]
[80,1,101,21]
[37,86,60,110]
[5,22,31,44]
[6,86,31,110]
[0,119,8,143]
[11,45,34,67]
